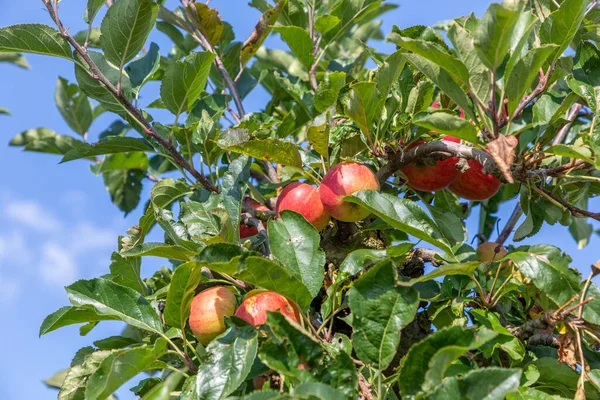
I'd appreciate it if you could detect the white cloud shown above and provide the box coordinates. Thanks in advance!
[69,222,116,253]
[0,278,20,303]
[0,232,33,266]
[4,200,63,232]
[39,242,77,286]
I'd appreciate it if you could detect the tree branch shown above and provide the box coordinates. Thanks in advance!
[552,104,583,145]
[43,0,218,193]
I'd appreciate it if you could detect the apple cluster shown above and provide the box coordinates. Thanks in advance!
[189,287,300,345]
[241,162,380,238]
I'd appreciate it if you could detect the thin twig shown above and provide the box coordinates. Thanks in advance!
[43,0,218,193]
[552,104,583,145]
[534,186,600,222]
[496,202,523,245]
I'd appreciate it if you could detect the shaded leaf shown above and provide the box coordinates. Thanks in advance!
[413,111,478,143]
[164,261,203,331]
[348,260,419,369]
[344,190,453,255]
[61,137,153,163]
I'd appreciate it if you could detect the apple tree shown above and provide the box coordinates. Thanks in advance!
[3,0,600,398]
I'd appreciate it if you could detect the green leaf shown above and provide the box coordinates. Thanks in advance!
[314,71,346,113]
[348,260,419,369]
[545,144,595,164]
[61,137,153,163]
[121,242,197,261]
[473,2,523,70]
[59,349,118,400]
[540,0,587,63]
[150,178,192,208]
[0,52,30,68]
[55,77,94,136]
[402,53,475,121]
[109,252,146,294]
[100,0,158,68]
[273,26,314,70]
[425,190,466,245]
[268,210,326,298]
[0,24,73,61]
[39,306,118,336]
[126,42,161,92]
[164,261,203,331]
[196,326,258,400]
[86,341,167,400]
[0,106,9,115]
[141,371,185,400]
[260,312,324,383]
[160,51,216,116]
[294,383,347,400]
[413,111,478,143]
[387,36,469,86]
[92,152,149,173]
[343,190,453,255]
[338,249,388,278]
[408,262,479,285]
[240,0,287,67]
[376,50,406,99]
[307,122,330,160]
[9,128,83,155]
[75,51,133,115]
[507,387,570,400]
[103,169,145,214]
[506,45,559,115]
[93,336,139,350]
[344,82,384,136]
[65,278,163,334]
[222,139,302,169]
[221,155,251,242]
[193,110,222,167]
[227,256,313,309]
[315,15,340,35]
[399,326,499,397]
[427,368,521,400]
[506,252,580,310]
[85,0,107,24]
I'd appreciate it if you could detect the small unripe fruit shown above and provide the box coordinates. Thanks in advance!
[235,291,300,325]
[189,286,237,345]
[477,242,507,263]
[400,136,460,192]
[449,159,501,201]
[319,162,380,222]
[276,182,330,231]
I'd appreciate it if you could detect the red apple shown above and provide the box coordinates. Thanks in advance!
[276,182,330,231]
[400,136,460,192]
[477,242,507,263]
[240,224,259,238]
[234,291,300,325]
[189,286,237,345]
[319,162,380,222]
[449,159,502,200]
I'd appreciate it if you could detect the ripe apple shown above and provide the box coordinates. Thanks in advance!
[477,242,508,263]
[400,136,460,192]
[276,182,330,231]
[189,286,237,345]
[449,159,502,200]
[319,162,380,222]
[234,291,300,325]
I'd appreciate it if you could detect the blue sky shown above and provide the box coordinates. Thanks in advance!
[0,0,598,398]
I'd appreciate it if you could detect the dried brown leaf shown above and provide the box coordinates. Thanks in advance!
[241,0,288,67]
[557,333,578,370]
[486,134,518,183]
